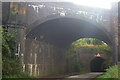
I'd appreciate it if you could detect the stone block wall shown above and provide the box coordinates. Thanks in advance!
[23,38,66,77]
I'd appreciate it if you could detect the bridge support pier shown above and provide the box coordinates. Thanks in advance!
[111,2,119,64]
[23,38,66,77]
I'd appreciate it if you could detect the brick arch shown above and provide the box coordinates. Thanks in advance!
[26,14,110,35]
[26,14,113,47]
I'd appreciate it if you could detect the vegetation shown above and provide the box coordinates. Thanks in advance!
[97,65,119,78]
[2,28,33,78]
[72,38,105,46]
[72,38,112,53]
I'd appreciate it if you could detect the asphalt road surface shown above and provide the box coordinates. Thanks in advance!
[57,72,104,80]
[39,72,104,80]
[66,72,103,78]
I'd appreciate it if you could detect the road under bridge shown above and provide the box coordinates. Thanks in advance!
[2,2,119,77]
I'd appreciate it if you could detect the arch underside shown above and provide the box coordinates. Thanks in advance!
[27,18,112,48]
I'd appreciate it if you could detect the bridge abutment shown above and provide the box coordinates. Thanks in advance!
[23,38,66,77]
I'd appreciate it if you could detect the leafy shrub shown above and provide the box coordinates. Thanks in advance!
[3,71,34,78]
[2,29,33,78]
[97,65,119,78]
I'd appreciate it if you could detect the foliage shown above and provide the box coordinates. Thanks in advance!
[2,29,18,76]
[97,65,119,78]
[74,45,112,54]
[72,38,112,54]
[72,38,105,46]
[2,28,33,78]
[3,71,34,78]
[11,7,18,16]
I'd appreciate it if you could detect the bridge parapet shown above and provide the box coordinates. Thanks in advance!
[6,2,112,33]
[25,2,111,32]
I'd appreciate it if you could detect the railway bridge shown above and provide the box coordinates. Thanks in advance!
[2,2,119,77]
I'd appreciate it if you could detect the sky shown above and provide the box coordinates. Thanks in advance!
[2,0,120,9]
[65,0,119,9]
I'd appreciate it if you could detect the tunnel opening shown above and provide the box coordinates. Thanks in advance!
[90,54,105,72]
